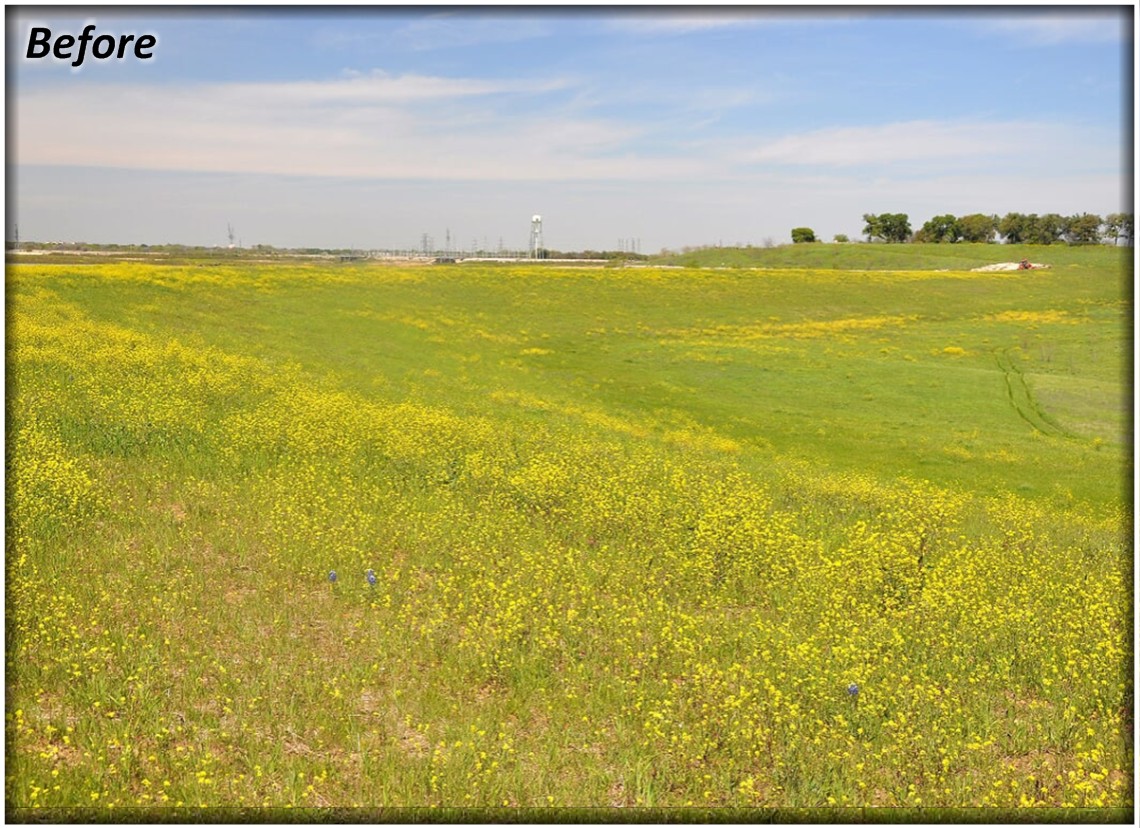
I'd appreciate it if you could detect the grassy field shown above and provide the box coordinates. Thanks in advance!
[6,245,1132,818]
[653,240,1132,272]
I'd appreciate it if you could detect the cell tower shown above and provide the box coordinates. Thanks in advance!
[529,214,543,259]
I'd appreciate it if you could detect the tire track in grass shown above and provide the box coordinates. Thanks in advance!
[993,348,1073,438]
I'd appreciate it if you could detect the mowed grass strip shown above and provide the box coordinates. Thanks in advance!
[6,251,1130,814]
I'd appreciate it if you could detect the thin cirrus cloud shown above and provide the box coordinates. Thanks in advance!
[600,7,839,35]
[217,69,574,106]
[384,12,557,51]
[16,70,1116,189]
[312,13,558,53]
[606,6,861,35]
[13,72,716,182]
[973,11,1129,45]
[606,13,763,34]
[742,119,1112,171]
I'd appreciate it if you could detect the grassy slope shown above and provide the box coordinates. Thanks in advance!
[652,241,1131,272]
[6,246,1132,814]
[50,251,1128,507]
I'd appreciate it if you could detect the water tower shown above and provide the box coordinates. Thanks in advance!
[529,214,543,259]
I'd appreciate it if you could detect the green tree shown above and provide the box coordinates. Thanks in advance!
[957,213,999,243]
[862,214,883,242]
[791,227,817,243]
[833,233,849,243]
[918,214,961,243]
[1105,212,1134,246]
[878,213,912,243]
[1063,213,1103,245]
[1026,213,1065,245]
[1103,213,1123,245]
[999,212,1030,243]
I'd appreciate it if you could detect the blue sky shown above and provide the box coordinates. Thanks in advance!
[8,5,1133,251]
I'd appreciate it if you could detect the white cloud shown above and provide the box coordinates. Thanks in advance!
[14,65,1122,196]
[603,8,865,36]
[575,79,770,115]
[218,70,572,106]
[314,12,557,52]
[13,74,712,182]
[603,9,772,35]
[393,12,556,51]
[975,11,1129,45]
[742,119,1115,171]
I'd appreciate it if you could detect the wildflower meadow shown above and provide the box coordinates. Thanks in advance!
[6,247,1132,818]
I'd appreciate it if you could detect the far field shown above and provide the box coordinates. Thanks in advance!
[6,244,1132,817]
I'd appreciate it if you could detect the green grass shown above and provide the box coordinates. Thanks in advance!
[44,255,1125,505]
[6,248,1132,817]
[652,241,1131,273]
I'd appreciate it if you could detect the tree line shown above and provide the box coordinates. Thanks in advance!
[793,212,1133,246]
[869,212,1132,245]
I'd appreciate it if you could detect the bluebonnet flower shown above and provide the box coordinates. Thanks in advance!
[328,570,338,583]
[847,683,859,697]
[366,569,377,587]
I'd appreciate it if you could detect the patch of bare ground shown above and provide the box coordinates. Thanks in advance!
[193,696,222,719]
[396,725,430,759]
[223,587,256,605]
[468,679,505,707]
[1003,689,1054,712]
[280,611,339,656]
[20,728,85,769]
[283,727,315,757]
[525,705,550,734]
[747,776,783,806]
[381,706,430,759]
[871,787,896,806]
[1107,769,1128,791]
[28,692,75,728]
[607,779,631,807]
[1000,749,1061,776]
[169,502,188,523]
[357,690,384,718]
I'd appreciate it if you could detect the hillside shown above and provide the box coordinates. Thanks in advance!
[651,241,1132,272]
[7,253,1131,814]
